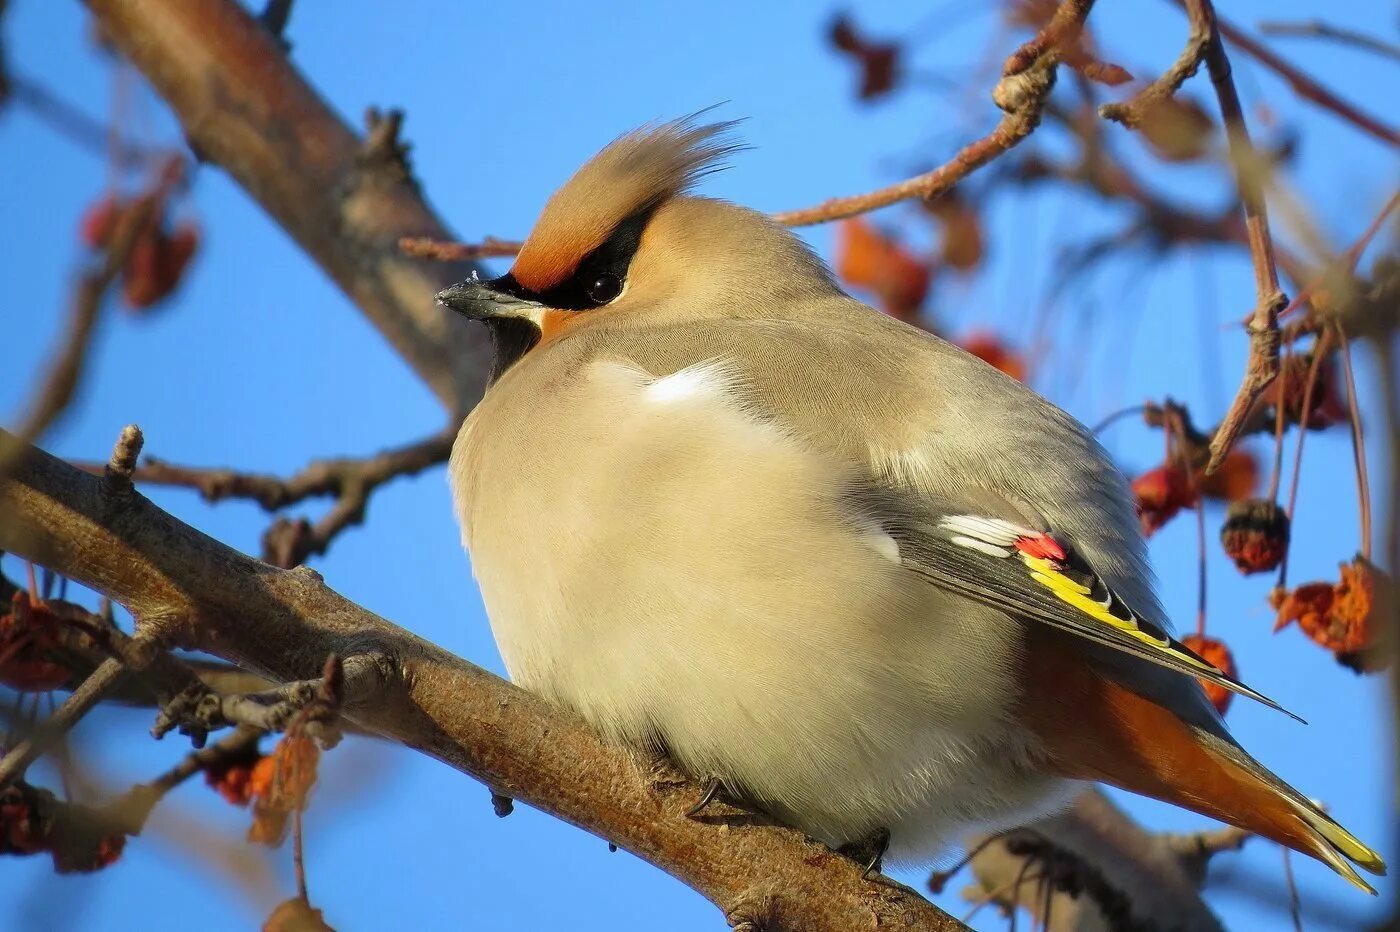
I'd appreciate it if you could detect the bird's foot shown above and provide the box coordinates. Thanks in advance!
[838,827,891,879]
[685,777,726,818]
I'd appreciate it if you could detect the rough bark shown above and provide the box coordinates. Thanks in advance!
[83,0,491,414]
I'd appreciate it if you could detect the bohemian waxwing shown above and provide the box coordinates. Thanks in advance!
[439,117,1384,891]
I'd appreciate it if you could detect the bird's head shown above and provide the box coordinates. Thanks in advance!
[437,116,836,376]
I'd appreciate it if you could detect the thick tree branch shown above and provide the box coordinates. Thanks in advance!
[0,427,964,931]
[82,0,492,415]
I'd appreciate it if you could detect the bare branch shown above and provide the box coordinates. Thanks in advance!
[1176,0,1288,472]
[83,0,493,414]
[399,236,524,261]
[5,75,166,168]
[1168,0,1400,147]
[71,429,454,567]
[0,656,129,788]
[962,789,1230,929]
[774,0,1100,227]
[1258,19,1400,64]
[0,427,965,931]
[4,162,180,457]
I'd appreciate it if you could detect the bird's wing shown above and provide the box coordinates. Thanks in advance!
[888,511,1300,721]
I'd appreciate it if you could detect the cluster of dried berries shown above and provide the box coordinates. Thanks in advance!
[200,725,322,849]
[0,782,125,874]
[1272,557,1386,671]
[1220,499,1290,575]
[79,182,199,311]
[1180,633,1237,716]
[0,589,72,693]
[834,219,931,322]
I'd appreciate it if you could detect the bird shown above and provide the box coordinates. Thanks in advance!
[439,116,1385,893]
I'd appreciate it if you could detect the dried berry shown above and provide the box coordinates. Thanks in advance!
[959,331,1027,382]
[834,219,931,322]
[78,194,122,249]
[924,192,984,272]
[1259,351,1348,430]
[828,15,901,101]
[1273,557,1385,668]
[0,590,72,693]
[1220,499,1289,575]
[205,744,267,807]
[122,222,200,310]
[1197,448,1258,502]
[1180,634,1236,716]
[1132,464,1198,536]
[264,898,336,932]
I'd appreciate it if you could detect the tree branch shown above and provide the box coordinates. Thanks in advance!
[0,426,964,931]
[1258,19,1400,64]
[1175,0,1288,473]
[773,0,1100,226]
[1191,4,1400,148]
[960,789,1238,930]
[82,0,492,415]
[71,429,455,568]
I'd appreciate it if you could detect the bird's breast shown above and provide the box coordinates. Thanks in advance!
[448,352,1054,850]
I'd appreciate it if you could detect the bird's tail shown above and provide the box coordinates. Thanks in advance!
[1195,730,1385,893]
[1026,633,1385,891]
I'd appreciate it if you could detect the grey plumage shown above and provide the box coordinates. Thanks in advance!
[444,118,1384,887]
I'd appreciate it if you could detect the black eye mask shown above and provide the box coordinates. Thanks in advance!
[490,206,652,311]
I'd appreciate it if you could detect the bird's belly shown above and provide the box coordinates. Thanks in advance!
[454,359,1067,854]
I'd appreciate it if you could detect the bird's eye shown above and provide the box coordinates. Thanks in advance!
[586,273,623,305]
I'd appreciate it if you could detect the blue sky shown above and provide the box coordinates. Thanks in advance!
[2,1,1396,929]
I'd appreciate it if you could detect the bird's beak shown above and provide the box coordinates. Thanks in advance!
[436,277,544,326]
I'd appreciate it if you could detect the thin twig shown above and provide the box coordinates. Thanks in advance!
[1099,11,1209,128]
[4,157,183,467]
[72,428,454,568]
[6,76,166,169]
[1190,0,1288,472]
[1266,339,1290,503]
[0,656,128,788]
[773,0,1100,226]
[398,236,523,261]
[1276,332,1330,591]
[1169,1,1400,147]
[1282,847,1304,932]
[1335,325,1372,561]
[1258,19,1400,67]
[1278,191,1400,322]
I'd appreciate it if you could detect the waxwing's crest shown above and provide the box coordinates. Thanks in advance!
[511,116,742,292]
